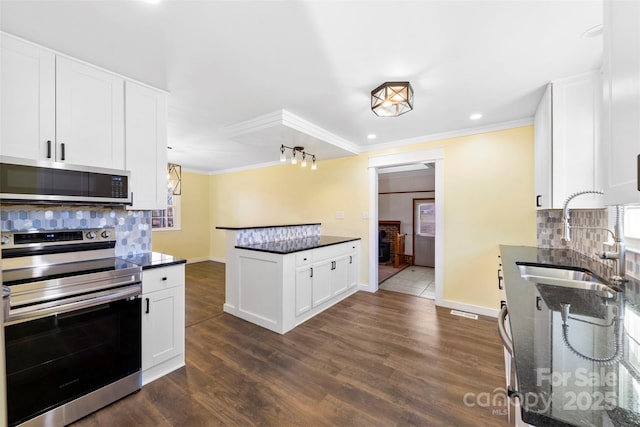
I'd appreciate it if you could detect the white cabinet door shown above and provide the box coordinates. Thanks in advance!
[602,0,640,205]
[142,285,185,371]
[534,84,552,209]
[347,252,358,289]
[56,56,125,169]
[534,72,601,209]
[0,34,55,160]
[312,260,332,307]
[295,266,313,316]
[125,81,168,210]
[552,72,601,208]
[331,257,349,296]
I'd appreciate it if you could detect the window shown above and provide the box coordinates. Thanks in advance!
[152,164,181,230]
[416,201,435,237]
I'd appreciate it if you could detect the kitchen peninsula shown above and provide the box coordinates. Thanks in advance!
[218,224,360,334]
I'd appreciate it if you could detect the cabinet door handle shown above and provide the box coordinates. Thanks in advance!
[535,195,542,207]
[349,256,353,264]
[145,297,150,314]
[310,267,313,278]
[498,269,504,290]
[162,277,167,281]
[536,296,542,311]
[46,140,52,159]
[60,143,66,161]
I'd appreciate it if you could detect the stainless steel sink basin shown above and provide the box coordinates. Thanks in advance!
[517,263,618,297]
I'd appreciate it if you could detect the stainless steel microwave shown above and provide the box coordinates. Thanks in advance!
[0,156,132,205]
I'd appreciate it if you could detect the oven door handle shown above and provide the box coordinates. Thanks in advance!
[5,284,142,326]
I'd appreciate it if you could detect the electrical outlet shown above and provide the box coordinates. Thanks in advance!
[361,211,369,219]
[335,211,345,219]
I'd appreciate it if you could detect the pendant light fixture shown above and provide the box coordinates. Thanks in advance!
[371,81,414,117]
[279,145,317,170]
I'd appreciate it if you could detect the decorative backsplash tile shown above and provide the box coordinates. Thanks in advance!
[0,206,152,257]
[537,209,640,279]
[235,224,321,246]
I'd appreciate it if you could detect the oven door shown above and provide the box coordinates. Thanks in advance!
[4,285,141,427]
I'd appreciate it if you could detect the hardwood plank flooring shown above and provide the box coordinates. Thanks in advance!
[72,261,510,427]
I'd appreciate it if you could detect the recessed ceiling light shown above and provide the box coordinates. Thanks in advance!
[470,113,483,120]
[367,134,377,140]
[141,0,161,4]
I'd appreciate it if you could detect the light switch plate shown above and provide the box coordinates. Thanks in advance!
[361,211,369,219]
[335,211,345,219]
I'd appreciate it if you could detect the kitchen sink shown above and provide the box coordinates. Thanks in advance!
[516,263,618,297]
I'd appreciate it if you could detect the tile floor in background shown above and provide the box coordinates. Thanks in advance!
[379,266,435,299]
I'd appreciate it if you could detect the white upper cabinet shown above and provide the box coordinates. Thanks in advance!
[125,81,168,210]
[534,71,602,209]
[0,34,55,160]
[0,34,125,169]
[56,57,125,169]
[601,0,640,205]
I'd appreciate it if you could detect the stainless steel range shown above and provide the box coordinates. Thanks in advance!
[1,228,142,427]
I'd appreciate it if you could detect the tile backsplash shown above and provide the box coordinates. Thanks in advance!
[235,224,321,246]
[537,209,640,279]
[0,206,152,257]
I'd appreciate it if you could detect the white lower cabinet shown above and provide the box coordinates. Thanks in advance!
[141,264,185,385]
[224,240,360,334]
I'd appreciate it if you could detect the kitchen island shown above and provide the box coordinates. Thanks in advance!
[500,245,640,426]
[218,224,360,334]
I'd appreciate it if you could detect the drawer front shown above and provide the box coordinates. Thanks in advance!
[296,251,313,266]
[313,242,355,262]
[143,264,185,293]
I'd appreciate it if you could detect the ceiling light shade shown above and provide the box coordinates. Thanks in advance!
[371,82,414,117]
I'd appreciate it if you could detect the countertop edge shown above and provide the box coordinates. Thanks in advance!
[217,223,321,230]
[236,236,361,255]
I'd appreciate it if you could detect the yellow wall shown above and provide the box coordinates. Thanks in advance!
[209,155,371,280]
[385,126,536,309]
[152,171,210,260]
[167,125,536,312]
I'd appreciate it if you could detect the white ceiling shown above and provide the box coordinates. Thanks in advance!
[0,0,603,173]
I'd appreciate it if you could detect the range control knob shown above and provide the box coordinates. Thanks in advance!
[1,235,9,245]
[86,231,97,240]
[101,230,111,239]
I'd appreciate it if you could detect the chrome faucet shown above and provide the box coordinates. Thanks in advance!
[561,190,626,282]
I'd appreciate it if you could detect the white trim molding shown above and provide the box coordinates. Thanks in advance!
[367,147,445,309]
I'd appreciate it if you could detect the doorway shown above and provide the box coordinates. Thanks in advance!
[369,148,443,302]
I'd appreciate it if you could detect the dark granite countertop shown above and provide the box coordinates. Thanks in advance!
[500,245,640,427]
[216,223,321,230]
[236,236,360,254]
[122,252,186,270]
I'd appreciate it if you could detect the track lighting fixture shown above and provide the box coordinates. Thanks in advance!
[279,145,317,170]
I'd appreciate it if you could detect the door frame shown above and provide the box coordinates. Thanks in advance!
[367,147,444,305]
[412,197,435,266]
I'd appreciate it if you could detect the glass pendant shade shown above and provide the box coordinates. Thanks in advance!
[371,82,414,117]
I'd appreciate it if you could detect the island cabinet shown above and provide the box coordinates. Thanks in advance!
[141,263,185,385]
[225,239,360,334]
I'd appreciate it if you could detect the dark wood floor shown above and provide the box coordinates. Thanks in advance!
[73,261,510,427]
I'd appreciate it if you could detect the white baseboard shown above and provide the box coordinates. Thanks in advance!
[209,256,226,263]
[436,298,499,318]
